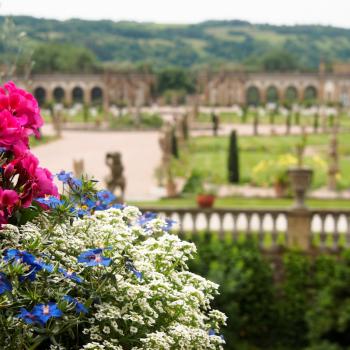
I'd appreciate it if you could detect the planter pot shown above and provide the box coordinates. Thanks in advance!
[287,167,313,209]
[196,194,215,208]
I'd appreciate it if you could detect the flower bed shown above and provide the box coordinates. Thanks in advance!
[0,82,226,349]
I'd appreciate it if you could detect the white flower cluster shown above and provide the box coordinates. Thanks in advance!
[2,207,226,350]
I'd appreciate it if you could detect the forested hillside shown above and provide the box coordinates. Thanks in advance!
[2,16,350,72]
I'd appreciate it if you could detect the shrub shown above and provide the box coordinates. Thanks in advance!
[185,234,350,350]
[228,131,239,183]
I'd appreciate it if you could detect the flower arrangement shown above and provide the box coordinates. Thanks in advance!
[0,81,58,226]
[0,82,226,349]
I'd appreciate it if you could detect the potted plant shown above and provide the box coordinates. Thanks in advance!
[182,170,217,208]
[196,188,217,208]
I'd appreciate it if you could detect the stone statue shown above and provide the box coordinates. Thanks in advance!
[105,152,126,201]
[73,159,85,178]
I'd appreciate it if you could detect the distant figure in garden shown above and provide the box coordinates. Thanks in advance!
[105,152,126,201]
[211,111,219,136]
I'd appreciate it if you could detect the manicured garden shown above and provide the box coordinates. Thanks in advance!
[171,133,350,190]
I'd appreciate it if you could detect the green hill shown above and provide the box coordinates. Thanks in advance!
[2,16,350,72]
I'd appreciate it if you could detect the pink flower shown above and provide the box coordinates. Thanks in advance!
[0,188,19,224]
[4,151,58,209]
[0,110,28,156]
[35,167,59,198]
[0,81,43,138]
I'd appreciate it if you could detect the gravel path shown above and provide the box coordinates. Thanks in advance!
[33,126,162,200]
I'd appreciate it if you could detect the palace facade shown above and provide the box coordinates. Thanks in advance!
[19,63,350,107]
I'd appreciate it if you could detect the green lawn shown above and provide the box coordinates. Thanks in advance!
[131,196,350,209]
[171,133,350,190]
[198,111,350,127]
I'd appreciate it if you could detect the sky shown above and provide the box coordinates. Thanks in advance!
[1,0,350,28]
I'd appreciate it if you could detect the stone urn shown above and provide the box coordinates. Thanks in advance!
[287,167,313,209]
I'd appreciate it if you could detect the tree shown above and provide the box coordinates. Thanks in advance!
[32,43,98,73]
[261,50,299,72]
[228,130,240,183]
[157,67,195,96]
[0,17,33,82]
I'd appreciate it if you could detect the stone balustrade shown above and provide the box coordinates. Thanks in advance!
[139,206,350,252]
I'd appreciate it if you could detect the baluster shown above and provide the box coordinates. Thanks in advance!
[271,213,278,249]
[192,213,198,235]
[332,214,340,251]
[346,215,350,249]
[258,213,265,249]
[205,213,211,233]
[319,214,327,250]
[232,214,238,241]
[246,213,252,236]
[218,213,225,239]
[178,213,185,234]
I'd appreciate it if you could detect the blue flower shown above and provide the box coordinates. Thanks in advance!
[138,212,157,226]
[125,258,143,281]
[0,272,12,294]
[68,178,82,190]
[75,204,92,217]
[35,196,64,209]
[32,303,63,324]
[63,295,88,314]
[163,218,176,231]
[97,190,116,205]
[17,308,44,326]
[4,249,53,282]
[208,329,225,341]
[77,248,111,266]
[56,171,73,183]
[4,249,36,265]
[33,258,54,273]
[58,268,83,283]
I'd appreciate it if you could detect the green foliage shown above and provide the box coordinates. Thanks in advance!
[157,67,195,95]
[5,16,350,70]
[185,234,350,350]
[181,170,204,194]
[171,126,179,158]
[187,235,276,349]
[228,131,240,183]
[306,252,350,349]
[260,49,300,72]
[32,43,98,73]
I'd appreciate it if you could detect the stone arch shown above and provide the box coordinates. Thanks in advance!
[266,85,279,103]
[285,86,298,103]
[34,86,46,106]
[246,86,260,106]
[53,86,65,103]
[91,86,103,105]
[72,86,84,104]
[304,85,318,102]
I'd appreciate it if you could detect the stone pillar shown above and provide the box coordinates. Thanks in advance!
[84,88,91,105]
[287,209,312,251]
[65,88,72,106]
